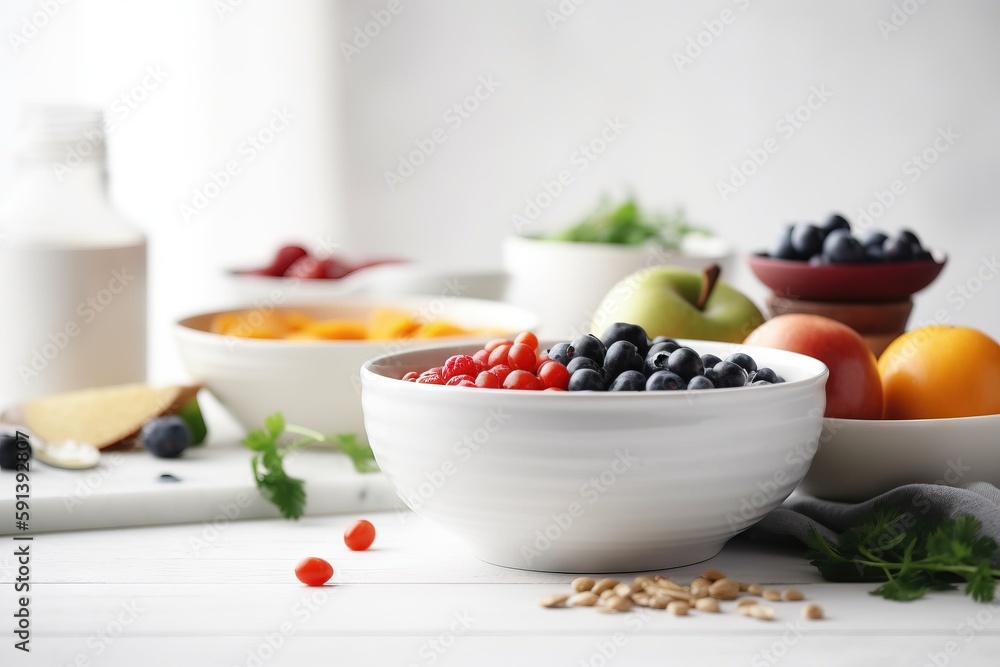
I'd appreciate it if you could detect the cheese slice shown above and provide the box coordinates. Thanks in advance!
[22,383,201,449]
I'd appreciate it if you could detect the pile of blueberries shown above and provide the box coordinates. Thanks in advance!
[549,323,784,392]
[770,213,934,264]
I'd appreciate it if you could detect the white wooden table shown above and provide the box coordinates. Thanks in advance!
[5,507,1000,666]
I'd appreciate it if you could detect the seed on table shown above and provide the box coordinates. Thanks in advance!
[747,583,763,595]
[632,576,652,588]
[802,603,824,620]
[709,578,740,600]
[568,592,599,607]
[694,597,721,613]
[599,589,616,601]
[649,595,671,609]
[747,605,776,621]
[762,589,782,602]
[736,598,759,609]
[738,581,749,592]
[613,583,634,598]
[571,577,596,593]
[632,592,651,607]
[592,578,619,594]
[539,593,570,608]
[702,568,726,582]
[667,601,690,616]
[784,588,805,601]
[599,595,632,613]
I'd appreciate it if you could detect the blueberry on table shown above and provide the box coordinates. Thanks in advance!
[713,361,749,388]
[603,340,644,381]
[752,367,779,384]
[140,416,191,459]
[687,375,715,390]
[898,228,922,248]
[725,352,757,375]
[772,224,801,260]
[651,336,679,347]
[646,371,685,391]
[568,368,606,391]
[822,229,865,263]
[648,340,681,356]
[864,245,886,262]
[700,353,722,370]
[546,342,574,366]
[570,334,607,365]
[0,433,32,470]
[600,322,650,357]
[821,213,851,235]
[862,230,888,248]
[751,380,773,386]
[567,356,602,375]
[644,350,671,376]
[667,347,704,382]
[609,370,647,391]
[884,235,914,261]
[791,223,823,258]
[703,368,721,387]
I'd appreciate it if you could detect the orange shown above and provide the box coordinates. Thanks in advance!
[878,325,1000,419]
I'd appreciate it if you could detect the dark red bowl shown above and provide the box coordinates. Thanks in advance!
[747,252,946,302]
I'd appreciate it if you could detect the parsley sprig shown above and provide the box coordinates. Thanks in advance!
[242,412,378,520]
[806,507,1000,602]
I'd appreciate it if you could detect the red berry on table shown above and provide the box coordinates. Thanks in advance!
[485,338,513,353]
[294,557,333,586]
[443,355,479,380]
[537,360,571,390]
[266,244,309,276]
[503,369,542,390]
[402,371,418,381]
[446,374,475,386]
[285,256,331,279]
[344,519,376,551]
[416,372,444,385]
[488,344,512,367]
[489,364,513,384]
[514,331,539,350]
[472,349,490,370]
[475,371,500,388]
[508,343,538,372]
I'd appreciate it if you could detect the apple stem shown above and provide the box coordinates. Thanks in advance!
[696,264,722,311]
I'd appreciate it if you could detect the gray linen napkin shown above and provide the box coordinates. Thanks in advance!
[747,482,1000,565]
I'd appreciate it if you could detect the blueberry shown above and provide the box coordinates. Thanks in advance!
[139,416,191,459]
[667,347,704,382]
[752,367,779,384]
[603,340,644,381]
[648,340,681,356]
[791,223,823,259]
[713,361,749,388]
[644,350,671,376]
[884,235,914,261]
[0,433,32,470]
[862,230,889,248]
[700,353,722,369]
[547,342,574,366]
[609,370,647,391]
[651,336,679,347]
[864,244,886,262]
[822,229,865,263]
[725,352,757,375]
[772,224,801,260]
[898,228,922,249]
[571,334,606,365]
[568,368,605,391]
[751,380,773,386]
[687,375,715,390]
[914,249,934,261]
[567,356,602,375]
[600,323,650,357]
[821,213,851,235]
[703,368,720,387]
[646,371,686,391]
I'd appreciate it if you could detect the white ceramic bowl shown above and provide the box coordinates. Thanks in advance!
[503,234,733,338]
[798,414,1000,502]
[361,340,827,573]
[174,297,538,436]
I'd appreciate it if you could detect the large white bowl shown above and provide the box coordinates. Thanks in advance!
[798,414,1000,502]
[503,234,733,338]
[174,297,538,436]
[361,340,827,573]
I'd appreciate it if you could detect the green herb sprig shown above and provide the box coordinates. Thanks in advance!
[806,507,1000,602]
[546,197,709,249]
[242,412,378,520]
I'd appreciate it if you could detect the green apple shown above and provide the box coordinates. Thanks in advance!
[591,265,764,343]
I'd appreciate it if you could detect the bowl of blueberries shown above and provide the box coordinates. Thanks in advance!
[747,213,946,302]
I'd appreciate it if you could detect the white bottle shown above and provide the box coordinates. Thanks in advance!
[0,106,147,406]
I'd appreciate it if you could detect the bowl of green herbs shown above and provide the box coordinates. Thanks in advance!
[503,197,732,337]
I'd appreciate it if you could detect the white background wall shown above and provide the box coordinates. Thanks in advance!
[1,0,998,382]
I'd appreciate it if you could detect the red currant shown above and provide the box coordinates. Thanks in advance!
[537,360,570,390]
[503,369,542,390]
[294,557,333,586]
[488,343,512,367]
[344,520,376,551]
[489,364,513,384]
[484,338,513,353]
[514,331,539,350]
[475,371,500,388]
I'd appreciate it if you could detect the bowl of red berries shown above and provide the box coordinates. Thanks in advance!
[360,322,828,573]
